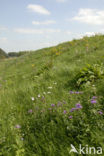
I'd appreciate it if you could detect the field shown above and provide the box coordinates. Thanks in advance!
[0,35,104,155]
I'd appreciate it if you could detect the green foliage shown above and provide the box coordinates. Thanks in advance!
[75,64,104,88]
[8,51,28,57]
[37,60,53,76]
[0,48,8,59]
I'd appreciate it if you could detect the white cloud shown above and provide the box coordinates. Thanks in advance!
[56,0,67,2]
[27,4,50,15]
[14,28,43,34]
[32,20,56,25]
[14,28,61,34]
[72,8,104,25]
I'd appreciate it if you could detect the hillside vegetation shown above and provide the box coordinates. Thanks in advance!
[0,35,104,155]
[0,48,8,59]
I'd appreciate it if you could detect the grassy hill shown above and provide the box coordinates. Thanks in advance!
[0,35,104,155]
[0,48,8,59]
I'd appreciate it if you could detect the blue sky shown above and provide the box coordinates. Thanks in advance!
[0,0,104,52]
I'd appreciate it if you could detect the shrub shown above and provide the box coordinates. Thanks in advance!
[74,64,104,88]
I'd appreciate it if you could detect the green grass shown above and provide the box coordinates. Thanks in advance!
[0,35,104,155]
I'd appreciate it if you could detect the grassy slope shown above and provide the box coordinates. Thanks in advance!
[0,35,104,155]
[0,48,8,59]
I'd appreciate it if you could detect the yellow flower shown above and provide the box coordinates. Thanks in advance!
[32,64,35,67]
[56,52,61,56]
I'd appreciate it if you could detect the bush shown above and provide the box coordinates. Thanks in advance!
[74,64,104,88]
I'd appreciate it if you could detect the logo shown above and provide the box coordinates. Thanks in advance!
[70,144,78,154]
[70,144,103,155]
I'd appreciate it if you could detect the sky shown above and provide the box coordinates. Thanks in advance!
[0,0,104,52]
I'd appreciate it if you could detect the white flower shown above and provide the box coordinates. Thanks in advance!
[38,94,41,98]
[43,92,46,95]
[47,92,51,94]
[48,87,52,89]
[31,97,35,101]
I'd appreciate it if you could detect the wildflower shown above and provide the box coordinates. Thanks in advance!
[48,87,52,89]
[75,91,80,94]
[69,116,73,119]
[51,104,55,107]
[70,108,76,112]
[38,94,41,98]
[15,124,21,129]
[47,92,51,94]
[43,92,46,95]
[63,110,67,114]
[21,138,24,141]
[92,96,97,99]
[70,91,74,94]
[32,64,35,67]
[91,100,97,104]
[53,82,57,85]
[56,52,60,55]
[28,109,33,113]
[98,111,103,115]
[31,97,35,101]
[76,103,82,109]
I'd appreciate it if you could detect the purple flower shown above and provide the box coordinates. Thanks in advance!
[15,124,21,129]
[63,110,67,114]
[98,111,103,115]
[75,91,80,94]
[76,103,82,109]
[28,109,33,113]
[91,100,97,104]
[92,96,97,99]
[70,91,74,94]
[69,116,73,119]
[70,108,76,112]
[51,104,55,107]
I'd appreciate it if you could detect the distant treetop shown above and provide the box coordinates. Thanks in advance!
[0,48,8,59]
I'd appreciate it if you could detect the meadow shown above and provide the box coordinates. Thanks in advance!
[0,35,104,156]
